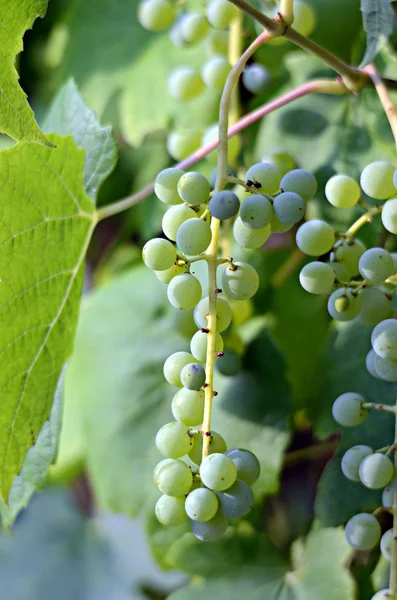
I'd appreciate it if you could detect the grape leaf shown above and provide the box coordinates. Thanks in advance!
[0,134,96,503]
[43,79,117,200]
[359,0,394,67]
[0,0,51,145]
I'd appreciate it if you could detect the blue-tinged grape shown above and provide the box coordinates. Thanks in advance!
[206,0,239,29]
[373,353,397,382]
[138,0,175,31]
[172,388,205,426]
[176,218,212,255]
[382,198,397,234]
[190,329,224,362]
[359,453,395,489]
[180,363,206,390]
[242,63,270,94]
[345,513,381,550]
[206,29,229,56]
[358,248,394,283]
[360,161,396,200]
[332,392,367,427]
[167,129,202,161]
[164,351,199,387]
[177,172,210,205]
[222,262,259,301]
[325,174,360,208]
[155,263,186,284]
[240,194,272,229]
[372,319,397,359]
[359,288,392,326]
[168,67,205,102]
[280,169,317,201]
[299,262,335,295]
[190,511,228,541]
[189,431,227,466]
[142,238,176,271]
[185,488,218,521]
[233,216,271,249]
[341,445,373,482]
[328,288,362,322]
[202,124,241,165]
[333,239,366,277]
[162,205,197,240]
[167,273,202,310]
[366,349,381,379]
[180,12,209,43]
[155,168,184,204]
[154,459,193,495]
[327,261,350,283]
[270,211,294,233]
[202,57,230,88]
[273,191,305,224]
[200,453,237,490]
[155,495,188,526]
[215,349,242,376]
[194,296,232,332]
[215,478,254,518]
[224,448,260,485]
[156,422,194,458]
[296,220,334,256]
[371,591,391,600]
[381,529,393,560]
[209,191,240,220]
[245,162,281,194]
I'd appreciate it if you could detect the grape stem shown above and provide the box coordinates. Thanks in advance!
[365,64,397,152]
[279,0,294,26]
[343,206,382,238]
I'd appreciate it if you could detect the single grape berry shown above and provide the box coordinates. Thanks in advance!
[189,430,227,466]
[325,174,361,208]
[373,353,397,382]
[359,453,394,489]
[296,220,335,256]
[167,129,202,161]
[190,511,228,541]
[222,262,259,301]
[209,191,240,220]
[155,494,188,526]
[341,445,372,482]
[171,388,205,426]
[162,205,197,241]
[290,0,316,36]
[360,161,396,200]
[177,218,212,255]
[240,194,273,229]
[280,168,317,201]
[206,0,239,29]
[185,488,218,521]
[245,162,281,194]
[328,288,362,322]
[331,392,367,427]
[215,478,254,518]
[380,529,393,560]
[177,172,210,205]
[155,422,193,458]
[194,296,232,332]
[142,238,176,271]
[270,211,294,233]
[358,248,394,283]
[155,168,184,204]
[190,329,224,362]
[168,67,205,102]
[382,198,397,234]
[242,63,270,94]
[202,57,230,88]
[200,453,237,491]
[138,0,176,31]
[372,319,397,360]
[180,12,209,44]
[273,191,305,224]
[333,238,366,277]
[299,262,335,295]
[180,363,206,390]
[233,216,271,249]
[154,459,193,496]
[163,351,199,387]
[167,273,202,310]
[345,513,381,550]
[327,261,350,283]
[206,29,229,56]
[224,448,260,485]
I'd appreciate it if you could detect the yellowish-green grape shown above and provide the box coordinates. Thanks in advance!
[156,422,194,458]
[189,430,227,465]
[206,0,239,29]
[142,238,176,270]
[359,453,394,489]
[190,329,224,361]
[222,262,259,300]
[360,161,396,200]
[206,29,229,56]
[332,239,366,277]
[245,162,281,194]
[167,129,202,160]
[155,167,184,205]
[194,295,232,332]
[381,198,397,234]
[325,174,360,208]
[180,12,209,44]
[154,459,193,495]
[155,262,186,284]
[138,0,176,31]
[200,453,237,490]
[162,204,197,241]
[155,494,188,526]
[176,218,212,255]
[290,0,316,36]
[167,273,202,310]
[299,262,335,294]
[163,351,199,387]
[296,220,335,256]
[185,488,218,521]
[168,67,205,102]
[233,216,271,249]
[172,388,205,426]
[202,57,231,88]
[345,513,381,550]
[177,172,210,205]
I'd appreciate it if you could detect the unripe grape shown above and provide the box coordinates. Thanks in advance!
[202,57,230,88]
[138,0,176,31]
[273,192,305,224]
[215,349,242,376]
[190,329,224,362]
[168,67,205,102]
[185,488,218,521]
[172,388,205,426]
[177,172,210,205]
[200,453,237,490]
[360,161,396,200]
[222,262,259,301]
[373,353,397,382]
[167,129,202,160]
[189,430,227,465]
[180,363,206,390]
[296,220,335,256]
[142,238,176,271]
[156,422,194,458]
[190,511,228,541]
[176,218,212,255]
[382,198,397,234]
[332,392,367,427]
[245,162,281,194]
[381,529,393,560]
[169,17,188,48]
[194,296,232,332]
[359,453,394,489]
[341,445,372,482]
[167,273,202,310]
[327,261,350,283]
[371,591,391,600]
[333,238,366,277]
[291,0,316,36]
[242,63,270,94]
[163,351,199,387]
[358,248,394,283]
[345,513,381,550]
[280,169,317,201]
[299,262,335,295]
[180,12,209,44]
[155,168,184,204]
[215,478,254,518]
[372,319,397,360]
[225,448,260,485]
[233,216,271,249]
[382,485,394,508]
[328,288,362,322]
[155,494,188,526]
[325,174,361,208]
[162,205,197,241]
[209,190,240,220]
[206,29,229,56]
[240,194,273,229]
[366,349,381,379]
[206,0,239,29]
[155,263,186,284]
[359,288,392,327]
[270,211,294,233]
[154,459,193,495]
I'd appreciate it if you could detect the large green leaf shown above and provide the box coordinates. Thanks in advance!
[0,0,50,145]
[0,134,96,502]
[359,0,394,67]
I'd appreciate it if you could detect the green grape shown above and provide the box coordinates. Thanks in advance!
[333,239,366,277]
[371,591,391,600]
[328,288,362,322]
[341,445,373,482]
[372,319,397,359]
[168,67,205,102]
[169,16,188,48]
[202,124,241,165]
[345,513,381,550]
[224,448,260,485]
[200,453,237,490]
[233,216,271,249]
[262,151,296,177]
[240,194,273,229]
[382,485,394,508]
[137,0,176,31]
[366,349,381,379]
[180,363,206,390]
[162,205,197,241]
[299,262,335,295]
[359,453,394,489]
[154,458,193,495]
[174,308,197,339]
[325,174,361,208]
[358,248,394,282]
[280,169,317,201]
[202,57,230,88]
[155,263,186,284]
[190,511,228,541]
[270,211,294,233]
[154,168,184,204]
[230,298,253,326]
[291,0,316,36]
[273,192,305,224]
[206,0,239,29]
[190,329,224,362]
[155,494,188,526]
[381,529,393,560]
[209,191,240,220]
[185,488,218,521]
[358,287,392,326]
[242,63,270,94]
[331,392,367,427]
[176,218,212,255]
[189,431,227,465]
[360,161,396,200]
[163,351,199,387]
[215,349,242,376]
[172,388,205,426]
[194,296,232,332]
[373,353,397,382]
[215,478,254,518]
[177,172,211,205]
[167,129,202,160]
[156,422,194,458]
[180,12,209,44]
[382,198,397,234]
[245,162,281,194]
[167,273,202,310]
[296,220,335,256]
[142,238,176,271]
[327,261,350,283]
[222,262,259,300]
[206,29,229,56]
